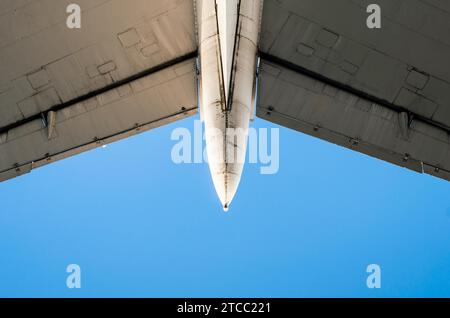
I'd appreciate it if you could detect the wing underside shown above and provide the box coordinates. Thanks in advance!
[0,0,198,182]
[257,0,450,181]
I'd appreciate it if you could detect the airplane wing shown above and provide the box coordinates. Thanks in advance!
[0,0,198,182]
[257,0,450,181]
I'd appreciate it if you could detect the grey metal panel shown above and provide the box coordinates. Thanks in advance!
[260,0,450,128]
[0,58,198,183]
[257,61,450,182]
[0,0,196,128]
[0,0,198,183]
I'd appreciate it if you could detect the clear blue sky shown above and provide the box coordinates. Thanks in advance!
[0,115,449,297]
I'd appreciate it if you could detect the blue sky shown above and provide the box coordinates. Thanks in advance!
[0,115,449,297]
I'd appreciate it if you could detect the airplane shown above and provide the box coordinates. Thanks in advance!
[0,0,449,211]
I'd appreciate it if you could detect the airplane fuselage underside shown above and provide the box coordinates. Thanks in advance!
[197,0,262,210]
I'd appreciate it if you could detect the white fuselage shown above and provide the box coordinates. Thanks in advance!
[197,0,262,211]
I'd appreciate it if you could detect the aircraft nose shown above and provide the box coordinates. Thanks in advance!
[209,165,242,212]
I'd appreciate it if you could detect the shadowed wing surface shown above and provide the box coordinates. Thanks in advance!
[0,0,198,182]
[257,0,450,182]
